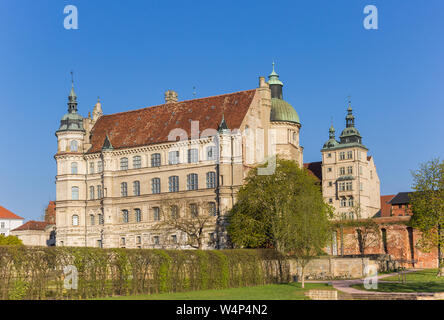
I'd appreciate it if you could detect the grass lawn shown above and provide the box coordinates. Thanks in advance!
[97,282,335,300]
[352,269,444,293]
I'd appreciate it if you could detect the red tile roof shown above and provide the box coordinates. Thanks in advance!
[45,201,56,223]
[380,194,396,217]
[0,206,24,220]
[12,220,53,232]
[86,89,257,154]
[303,161,322,182]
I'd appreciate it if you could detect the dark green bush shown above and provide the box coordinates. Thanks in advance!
[0,246,289,300]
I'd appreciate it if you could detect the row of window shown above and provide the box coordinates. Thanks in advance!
[339,196,355,208]
[71,203,217,226]
[120,232,216,248]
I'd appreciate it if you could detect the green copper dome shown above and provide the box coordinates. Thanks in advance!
[270,98,300,124]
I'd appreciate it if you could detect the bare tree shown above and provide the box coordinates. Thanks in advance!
[154,198,216,250]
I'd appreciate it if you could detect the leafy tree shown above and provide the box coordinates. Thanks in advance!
[409,158,444,276]
[0,234,23,246]
[227,158,332,287]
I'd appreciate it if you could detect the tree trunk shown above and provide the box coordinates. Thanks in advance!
[438,224,443,276]
[301,267,305,289]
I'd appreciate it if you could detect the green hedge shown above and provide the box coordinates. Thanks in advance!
[0,247,290,300]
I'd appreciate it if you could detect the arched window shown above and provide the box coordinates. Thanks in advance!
[120,157,128,170]
[340,197,347,207]
[348,197,354,208]
[72,214,79,226]
[89,186,95,200]
[71,186,79,200]
[168,176,179,192]
[151,153,161,167]
[187,173,198,190]
[135,208,141,222]
[133,156,142,169]
[121,182,128,197]
[70,140,78,152]
[133,181,140,196]
[206,172,216,188]
[151,178,161,194]
[71,162,78,174]
[122,210,129,223]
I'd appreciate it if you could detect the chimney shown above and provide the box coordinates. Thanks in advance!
[165,90,178,104]
[258,76,268,88]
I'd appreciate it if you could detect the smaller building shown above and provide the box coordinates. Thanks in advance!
[11,221,56,246]
[387,192,413,216]
[0,206,24,236]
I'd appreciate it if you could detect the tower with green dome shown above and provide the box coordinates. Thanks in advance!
[267,63,303,166]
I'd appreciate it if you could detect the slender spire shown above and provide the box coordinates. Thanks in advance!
[345,97,355,128]
[268,61,283,99]
[68,71,78,113]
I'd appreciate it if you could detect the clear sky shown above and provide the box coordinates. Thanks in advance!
[0,0,443,220]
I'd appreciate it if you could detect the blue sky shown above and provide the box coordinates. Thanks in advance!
[0,0,443,220]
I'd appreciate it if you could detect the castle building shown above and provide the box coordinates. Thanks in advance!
[306,102,381,219]
[54,66,303,249]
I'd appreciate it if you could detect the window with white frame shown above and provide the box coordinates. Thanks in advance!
[151,178,161,194]
[120,157,128,170]
[206,172,216,188]
[187,148,198,163]
[339,167,345,175]
[90,214,95,226]
[347,166,353,174]
[339,182,345,191]
[97,185,102,199]
[169,176,179,192]
[346,182,353,191]
[168,150,180,165]
[97,161,103,173]
[121,182,128,197]
[71,162,78,174]
[348,197,354,207]
[133,156,142,169]
[340,198,347,207]
[89,162,95,174]
[339,152,345,160]
[72,214,79,226]
[133,181,140,196]
[347,151,353,159]
[71,186,79,200]
[151,153,161,167]
[187,173,198,190]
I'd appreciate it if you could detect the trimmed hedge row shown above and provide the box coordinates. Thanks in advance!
[0,247,290,300]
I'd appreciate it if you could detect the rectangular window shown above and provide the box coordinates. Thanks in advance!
[340,167,345,175]
[90,186,95,200]
[208,202,216,216]
[168,151,180,165]
[347,166,353,174]
[98,214,104,225]
[122,210,129,223]
[121,237,126,246]
[328,167,332,172]
[72,187,79,200]
[328,181,333,187]
[151,153,161,167]
[120,158,128,170]
[347,151,353,159]
[171,206,179,219]
[346,182,353,191]
[187,173,198,190]
[151,178,161,194]
[90,215,95,226]
[133,156,142,169]
[187,148,199,163]
[89,162,95,174]
[121,182,128,197]
[133,181,140,196]
[339,152,345,160]
[136,236,141,244]
[171,235,177,244]
[97,161,103,173]
[153,207,160,221]
[206,172,216,188]
[168,176,179,192]
[339,182,345,191]
[97,185,102,199]
[153,236,160,245]
[135,208,141,222]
